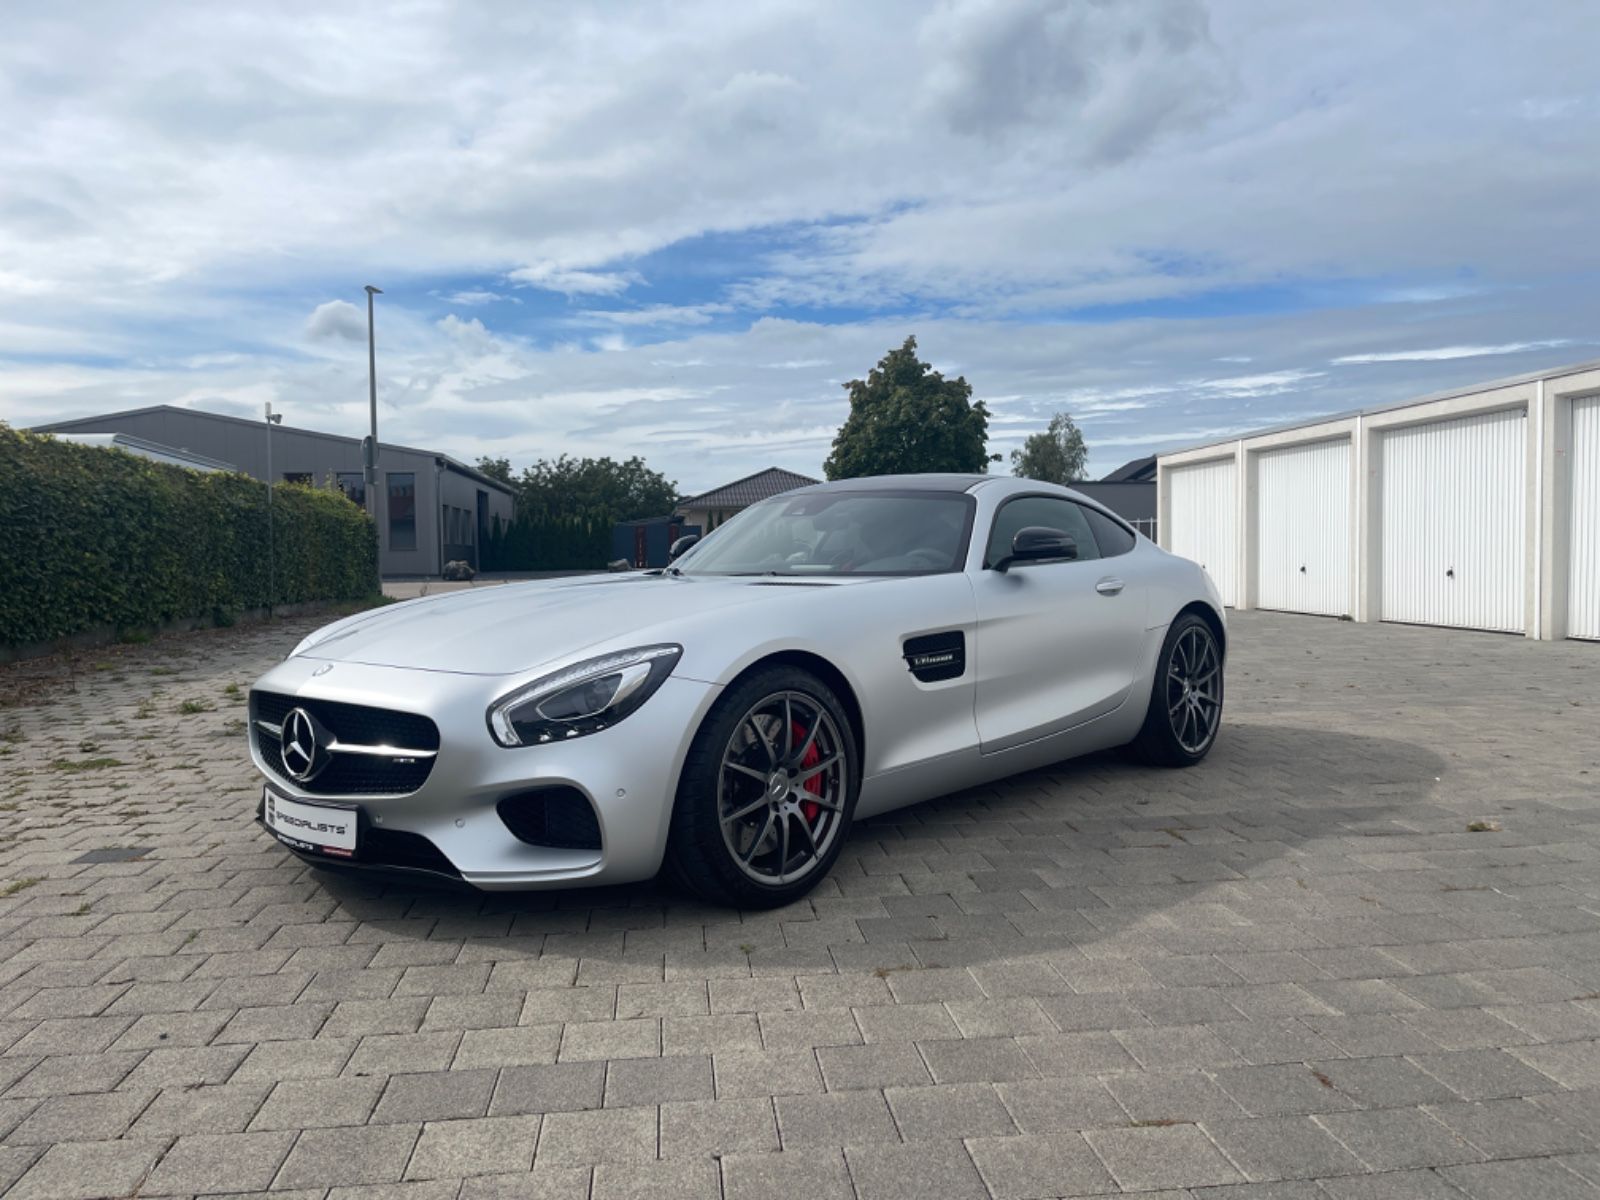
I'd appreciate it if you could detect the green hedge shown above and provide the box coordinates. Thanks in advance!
[0,424,378,648]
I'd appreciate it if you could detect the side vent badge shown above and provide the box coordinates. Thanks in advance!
[902,631,966,682]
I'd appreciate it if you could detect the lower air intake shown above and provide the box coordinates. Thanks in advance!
[497,787,604,851]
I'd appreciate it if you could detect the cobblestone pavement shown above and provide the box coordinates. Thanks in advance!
[1,612,1598,1199]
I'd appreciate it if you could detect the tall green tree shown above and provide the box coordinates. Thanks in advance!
[514,455,679,522]
[1010,412,1089,484]
[475,454,679,522]
[474,456,514,487]
[824,336,999,479]
[474,453,680,571]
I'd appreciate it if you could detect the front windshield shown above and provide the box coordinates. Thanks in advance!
[678,490,973,576]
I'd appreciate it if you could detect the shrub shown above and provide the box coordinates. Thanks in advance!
[0,425,378,649]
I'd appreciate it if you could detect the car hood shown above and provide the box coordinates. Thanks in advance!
[292,574,873,675]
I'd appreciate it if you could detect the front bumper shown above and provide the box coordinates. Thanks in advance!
[248,655,721,890]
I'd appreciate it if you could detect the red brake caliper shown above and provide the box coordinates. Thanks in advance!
[791,720,822,824]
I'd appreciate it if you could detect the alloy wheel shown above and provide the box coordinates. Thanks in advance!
[1166,624,1221,754]
[717,690,846,886]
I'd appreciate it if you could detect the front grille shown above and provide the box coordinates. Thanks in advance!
[498,787,603,851]
[251,690,440,796]
[252,692,439,750]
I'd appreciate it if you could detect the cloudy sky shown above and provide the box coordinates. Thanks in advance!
[3,0,1597,492]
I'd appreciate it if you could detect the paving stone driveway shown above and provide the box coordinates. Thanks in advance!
[1,611,1598,1200]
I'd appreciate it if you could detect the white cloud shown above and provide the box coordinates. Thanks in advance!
[1198,370,1324,397]
[574,303,733,327]
[2,1,1599,489]
[1332,341,1577,365]
[11,291,1595,492]
[441,290,513,306]
[436,313,491,340]
[304,300,366,342]
[920,0,1234,158]
[508,266,640,297]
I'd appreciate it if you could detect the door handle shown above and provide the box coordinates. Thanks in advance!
[1095,577,1124,596]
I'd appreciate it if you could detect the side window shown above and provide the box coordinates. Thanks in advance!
[1081,505,1136,557]
[388,472,417,551]
[985,496,1101,567]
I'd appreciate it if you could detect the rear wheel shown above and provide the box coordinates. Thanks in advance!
[1129,612,1224,767]
[667,666,858,908]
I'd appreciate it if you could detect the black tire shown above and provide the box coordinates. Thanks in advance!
[1128,612,1224,767]
[667,665,859,908]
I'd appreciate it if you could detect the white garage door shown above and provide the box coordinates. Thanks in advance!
[1256,439,1352,616]
[1381,408,1526,632]
[1167,457,1238,606]
[1570,396,1600,641]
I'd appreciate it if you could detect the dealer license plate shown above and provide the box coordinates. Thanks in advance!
[263,788,358,857]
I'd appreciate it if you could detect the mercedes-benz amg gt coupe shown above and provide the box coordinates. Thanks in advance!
[249,474,1225,907]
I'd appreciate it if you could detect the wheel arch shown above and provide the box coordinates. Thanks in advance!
[719,649,866,767]
[1175,600,1227,659]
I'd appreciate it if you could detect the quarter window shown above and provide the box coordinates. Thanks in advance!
[388,472,417,551]
[1082,506,1137,557]
[985,496,1101,567]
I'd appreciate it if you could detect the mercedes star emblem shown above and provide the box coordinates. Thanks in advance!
[281,707,321,782]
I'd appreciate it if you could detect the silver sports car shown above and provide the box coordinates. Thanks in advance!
[249,474,1225,907]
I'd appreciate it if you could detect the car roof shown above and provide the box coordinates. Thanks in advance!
[791,473,998,495]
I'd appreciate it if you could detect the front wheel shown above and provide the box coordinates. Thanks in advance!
[666,667,859,908]
[1128,613,1224,767]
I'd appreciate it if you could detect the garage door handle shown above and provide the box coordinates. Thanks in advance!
[1095,577,1124,596]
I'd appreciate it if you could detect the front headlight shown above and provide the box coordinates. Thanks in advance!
[487,645,682,747]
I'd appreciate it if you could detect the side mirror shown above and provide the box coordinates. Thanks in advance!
[994,526,1076,572]
[668,534,700,562]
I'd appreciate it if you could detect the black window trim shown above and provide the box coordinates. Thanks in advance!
[982,491,1136,570]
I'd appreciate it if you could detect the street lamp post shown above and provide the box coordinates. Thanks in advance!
[265,402,283,614]
[364,285,382,519]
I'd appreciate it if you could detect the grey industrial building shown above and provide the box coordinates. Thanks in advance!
[34,405,515,578]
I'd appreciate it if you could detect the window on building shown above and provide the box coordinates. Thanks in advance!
[336,472,365,508]
[388,473,417,551]
[282,472,312,485]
